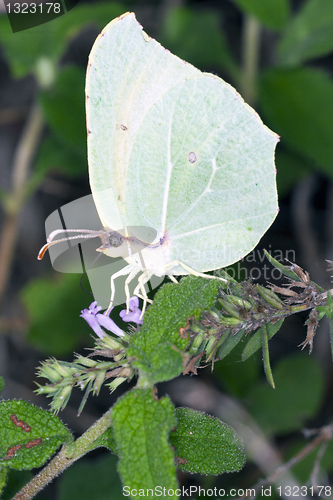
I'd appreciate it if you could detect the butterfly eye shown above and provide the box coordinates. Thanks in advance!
[109,233,123,248]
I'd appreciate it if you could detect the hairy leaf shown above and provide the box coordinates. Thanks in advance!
[111,389,177,496]
[0,400,71,470]
[170,407,245,474]
[128,276,218,383]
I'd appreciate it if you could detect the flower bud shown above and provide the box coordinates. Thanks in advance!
[93,370,106,395]
[226,295,252,310]
[256,284,284,310]
[75,355,98,368]
[218,298,242,319]
[219,316,242,326]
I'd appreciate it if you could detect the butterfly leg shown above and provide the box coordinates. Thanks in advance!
[124,267,141,313]
[165,260,228,283]
[105,264,135,315]
[133,270,154,318]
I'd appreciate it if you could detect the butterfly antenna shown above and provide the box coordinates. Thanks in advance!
[38,229,103,260]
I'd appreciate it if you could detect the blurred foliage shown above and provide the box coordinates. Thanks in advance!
[275,148,311,198]
[213,342,261,398]
[1,470,45,500]
[35,134,86,177]
[0,2,124,79]
[259,67,333,177]
[278,0,333,66]
[160,7,239,81]
[247,354,324,434]
[21,273,94,355]
[39,66,86,153]
[232,0,290,30]
[58,454,123,500]
[287,439,333,483]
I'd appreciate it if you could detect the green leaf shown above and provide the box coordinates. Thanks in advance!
[22,273,93,356]
[260,67,333,178]
[111,389,177,496]
[263,249,302,281]
[148,344,184,385]
[278,0,333,66]
[58,454,123,500]
[242,318,284,361]
[170,408,245,474]
[35,134,86,177]
[128,276,218,383]
[326,291,333,360]
[161,7,238,81]
[0,400,71,469]
[40,66,86,153]
[217,328,245,360]
[261,324,275,388]
[232,0,290,30]
[256,284,284,309]
[87,427,117,454]
[247,354,324,434]
[0,467,8,495]
[0,2,124,79]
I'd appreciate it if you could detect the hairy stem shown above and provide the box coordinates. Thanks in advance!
[12,407,113,500]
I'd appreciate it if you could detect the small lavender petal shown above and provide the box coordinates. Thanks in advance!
[80,307,106,339]
[96,313,126,337]
[120,310,143,325]
[129,296,140,309]
[120,296,143,325]
[89,301,102,314]
[80,301,125,338]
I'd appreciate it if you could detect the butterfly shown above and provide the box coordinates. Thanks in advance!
[39,12,278,316]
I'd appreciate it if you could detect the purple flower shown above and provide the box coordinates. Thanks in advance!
[119,296,143,325]
[80,301,125,338]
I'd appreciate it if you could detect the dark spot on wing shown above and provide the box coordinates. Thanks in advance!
[188,152,197,164]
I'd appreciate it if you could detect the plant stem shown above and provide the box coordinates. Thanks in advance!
[12,407,113,500]
[240,14,261,107]
[0,101,44,306]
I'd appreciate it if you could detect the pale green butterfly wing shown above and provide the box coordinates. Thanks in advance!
[86,12,278,275]
[86,12,200,232]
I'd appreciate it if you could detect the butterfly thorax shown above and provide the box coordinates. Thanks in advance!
[97,229,176,277]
